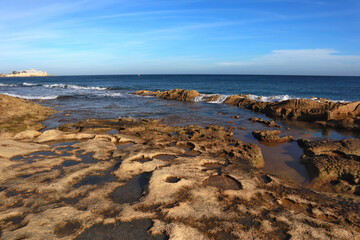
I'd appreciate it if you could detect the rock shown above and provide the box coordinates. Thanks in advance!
[136,89,201,102]
[249,117,281,128]
[298,138,360,196]
[136,89,360,131]
[1,117,360,239]
[14,130,42,140]
[0,94,56,133]
[36,130,95,143]
[252,130,294,143]
[0,139,50,159]
[73,138,117,160]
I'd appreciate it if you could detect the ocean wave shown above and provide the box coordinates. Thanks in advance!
[193,93,348,104]
[3,93,59,100]
[247,94,292,103]
[23,82,41,86]
[96,92,124,97]
[193,94,229,104]
[43,83,107,90]
[0,83,17,87]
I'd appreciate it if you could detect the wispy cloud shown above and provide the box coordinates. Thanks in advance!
[218,49,360,76]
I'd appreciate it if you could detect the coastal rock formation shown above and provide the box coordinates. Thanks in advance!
[249,117,281,128]
[252,130,294,143]
[136,89,201,101]
[135,89,360,131]
[298,139,360,196]
[0,94,56,133]
[1,117,360,239]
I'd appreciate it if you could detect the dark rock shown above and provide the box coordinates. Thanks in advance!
[252,130,294,143]
[298,138,360,196]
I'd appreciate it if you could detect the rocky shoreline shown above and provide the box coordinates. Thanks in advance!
[0,94,360,239]
[136,89,360,131]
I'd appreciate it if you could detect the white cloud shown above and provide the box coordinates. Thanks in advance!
[218,49,360,76]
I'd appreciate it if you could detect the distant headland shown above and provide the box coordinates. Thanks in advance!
[0,68,50,77]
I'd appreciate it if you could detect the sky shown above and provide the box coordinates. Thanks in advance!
[0,0,360,76]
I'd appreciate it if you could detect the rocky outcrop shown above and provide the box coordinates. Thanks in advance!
[249,117,281,128]
[136,89,360,131]
[136,89,201,101]
[252,130,294,143]
[298,138,360,196]
[0,94,56,133]
[1,118,360,239]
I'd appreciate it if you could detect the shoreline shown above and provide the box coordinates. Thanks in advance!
[0,94,359,238]
[136,89,360,132]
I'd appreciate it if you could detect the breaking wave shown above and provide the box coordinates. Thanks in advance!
[3,93,59,100]
[43,83,107,90]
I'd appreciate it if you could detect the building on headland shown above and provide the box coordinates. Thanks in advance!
[1,69,49,77]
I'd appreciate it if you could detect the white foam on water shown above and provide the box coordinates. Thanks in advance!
[0,83,17,87]
[247,94,293,103]
[193,94,229,103]
[43,83,107,90]
[3,93,59,100]
[23,82,39,86]
[97,92,123,97]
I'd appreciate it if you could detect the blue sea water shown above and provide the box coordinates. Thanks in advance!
[1,74,359,101]
[1,74,359,184]
[1,74,359,131]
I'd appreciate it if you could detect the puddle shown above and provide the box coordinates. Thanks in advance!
[31,151,57,157]
[78,153,98,164]
[111,159,122,171]
[261,141,310,185]
[156,155,177,161]
[73,171,116,188]
[117,142,135,150]
[107,129,120,135]
[11,155,38,164]
[62,160,81,167]
[75,218,168,240]
[110,173,151,204]
[51,141,79,148]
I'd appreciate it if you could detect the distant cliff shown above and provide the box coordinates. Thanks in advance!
[0,69,49,77]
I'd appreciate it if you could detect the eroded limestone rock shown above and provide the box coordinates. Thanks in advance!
[298,138,360,196]
[252,130,294,143]
[136,89,360,131]
[0,118,359,239]
[0,94,56,133]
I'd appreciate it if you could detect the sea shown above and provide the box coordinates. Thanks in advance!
[1,74,360,184]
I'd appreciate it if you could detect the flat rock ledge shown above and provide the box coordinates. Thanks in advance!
[136,89,360,131]
[0,118,359,239]
[298,138,360,197]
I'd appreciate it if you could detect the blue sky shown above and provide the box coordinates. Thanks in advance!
[0,0,359,76]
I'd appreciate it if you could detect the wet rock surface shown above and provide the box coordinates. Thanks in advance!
[0,116,360,239]
[298,138,360,196]
[252,130,294,143]
[136,89,360,131]
[249,117,281,128]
